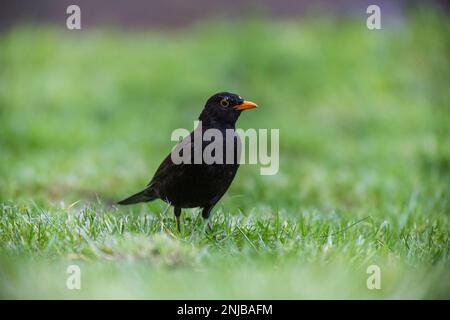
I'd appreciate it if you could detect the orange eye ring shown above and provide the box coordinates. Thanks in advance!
[220,98,229,108]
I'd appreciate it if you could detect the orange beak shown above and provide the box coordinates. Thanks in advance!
[234,100,258,111]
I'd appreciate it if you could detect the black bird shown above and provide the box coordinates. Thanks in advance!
[118,92,257,231]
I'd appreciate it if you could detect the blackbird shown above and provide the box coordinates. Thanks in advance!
[118,92,257,231]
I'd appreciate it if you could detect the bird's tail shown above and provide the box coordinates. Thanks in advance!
[117,189,157,205]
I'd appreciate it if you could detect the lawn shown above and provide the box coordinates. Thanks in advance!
[0,10,449,299]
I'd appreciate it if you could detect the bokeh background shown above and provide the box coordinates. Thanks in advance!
[0,0,449,299]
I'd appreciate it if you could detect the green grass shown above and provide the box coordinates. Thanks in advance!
[0,10,449,299]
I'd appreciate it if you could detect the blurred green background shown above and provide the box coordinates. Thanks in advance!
[0,3,449,299]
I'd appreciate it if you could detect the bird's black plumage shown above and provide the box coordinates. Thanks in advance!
[118,92,257,231]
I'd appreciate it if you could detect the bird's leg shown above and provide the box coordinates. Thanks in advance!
[201,205,213,219]
[174,206,181,232]
[201,205,215,233]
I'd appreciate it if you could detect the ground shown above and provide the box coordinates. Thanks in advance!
[0,11,449,298]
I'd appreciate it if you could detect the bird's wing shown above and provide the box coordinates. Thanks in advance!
[146,131,194,187]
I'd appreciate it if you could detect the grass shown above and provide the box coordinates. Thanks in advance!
[0,10,449,299]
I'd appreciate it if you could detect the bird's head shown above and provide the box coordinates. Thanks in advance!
[199,92,257,127]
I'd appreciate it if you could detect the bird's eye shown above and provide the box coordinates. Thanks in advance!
[220,98,229,108]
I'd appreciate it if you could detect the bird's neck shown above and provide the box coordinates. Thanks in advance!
[198,117,236,130]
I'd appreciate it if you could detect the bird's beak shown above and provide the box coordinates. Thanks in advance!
[234,100,258,111]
